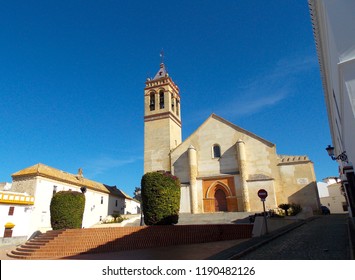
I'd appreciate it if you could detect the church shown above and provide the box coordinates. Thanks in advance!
[144,62,321,214]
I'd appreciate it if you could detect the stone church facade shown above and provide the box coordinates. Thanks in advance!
[144,62,321,214]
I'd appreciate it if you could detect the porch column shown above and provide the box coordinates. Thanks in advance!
[188,145,199,214]
[236,139,251,212]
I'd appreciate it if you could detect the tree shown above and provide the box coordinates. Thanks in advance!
[133,187,142,203]
[50,190,85,230]
[141,171,181,225]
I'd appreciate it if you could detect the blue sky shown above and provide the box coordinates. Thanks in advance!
[0,0,338,197]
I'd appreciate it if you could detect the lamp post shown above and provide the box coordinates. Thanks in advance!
[325,145,348,162]
[140,203,144,226]
[134,188,144,226]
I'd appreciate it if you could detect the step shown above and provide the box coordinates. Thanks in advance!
[178,212,254,224]
[9,250,32,256]
[25,241,48,246]
[8,223,253,259]
[20,244,42,250]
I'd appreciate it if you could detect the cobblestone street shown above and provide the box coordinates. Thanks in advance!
[239,214,351,260]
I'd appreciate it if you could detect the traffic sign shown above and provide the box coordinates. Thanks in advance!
[257,189,269,234]
[257,189,268,201]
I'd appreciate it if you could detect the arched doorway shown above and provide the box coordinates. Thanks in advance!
[214,189,227,212]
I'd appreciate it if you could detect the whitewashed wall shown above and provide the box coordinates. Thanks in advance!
[107,195,125,215]
[0,204,32,238]
[124,199,140,215]
[310,0,355,166]
[179,185,191,213]
[25,177,113,236]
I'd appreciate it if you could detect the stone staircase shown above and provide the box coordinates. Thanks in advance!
[125,212,255,226]
[7,223,253,260]
[178,212,254,225]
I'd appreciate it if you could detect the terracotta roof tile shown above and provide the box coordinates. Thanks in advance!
[12,163,111,194]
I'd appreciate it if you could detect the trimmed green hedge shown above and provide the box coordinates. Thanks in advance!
[141,171,181,225]
[50,190,85,230]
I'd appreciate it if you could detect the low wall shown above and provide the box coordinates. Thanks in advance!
[0,236,27,247]
[11,224,253,259]
[70,224,254,255]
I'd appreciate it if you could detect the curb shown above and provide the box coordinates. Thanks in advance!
[347,217,355,260]
[207,216,318,260]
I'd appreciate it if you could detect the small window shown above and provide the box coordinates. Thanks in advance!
[101,196,103,204]
[150,93,155,111]
[115,200,118,207]
[8,206,15,216]
[176,100,180,116]
[159,91,165,109]
[213,144,221,158]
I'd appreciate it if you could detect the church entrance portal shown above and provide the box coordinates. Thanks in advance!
[214,189,227,212]
[203,179,238,212]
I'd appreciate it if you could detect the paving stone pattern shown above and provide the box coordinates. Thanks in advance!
[239,215,351,260]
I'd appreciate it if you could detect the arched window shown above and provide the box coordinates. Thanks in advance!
[150,93,155,111]
[159,91,165,109]
[212,144,221,158]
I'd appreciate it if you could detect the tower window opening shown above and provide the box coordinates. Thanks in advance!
[212,144,221,158]
[171,95,175,111]
[150,93,155,111]
[176,100,180,116]
[159,91,165,109]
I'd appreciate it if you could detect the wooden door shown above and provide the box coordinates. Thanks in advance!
[214,189,227,212]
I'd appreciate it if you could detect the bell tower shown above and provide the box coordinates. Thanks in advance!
[144,62,182,173]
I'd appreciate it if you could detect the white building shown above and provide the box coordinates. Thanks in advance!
[0,183,35,242]
[8,163,140,238]
[319,177,348,214]
[309,0,355,217]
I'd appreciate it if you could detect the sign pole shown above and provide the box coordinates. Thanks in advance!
[262,199,269,234]
[257,189,269,235]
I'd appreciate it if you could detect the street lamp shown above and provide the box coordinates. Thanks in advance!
[134,188,144,226]
[325,145,348,162]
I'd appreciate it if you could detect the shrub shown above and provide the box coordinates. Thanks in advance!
[289,203,302,216]
[102,213,126,224]
[50,190,85,230]
[141,171,181,225]
[274,208,286,217]
[278,203,291,216]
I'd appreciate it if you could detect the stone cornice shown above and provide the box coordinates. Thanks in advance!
[144,111,181,127]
